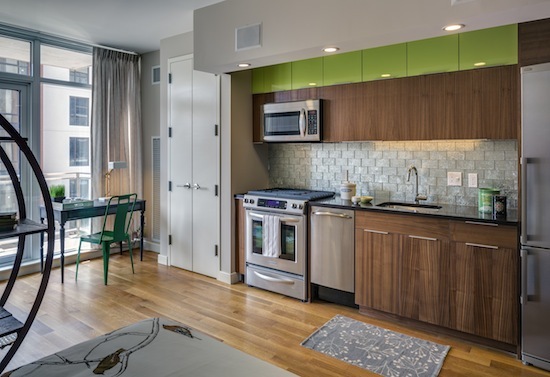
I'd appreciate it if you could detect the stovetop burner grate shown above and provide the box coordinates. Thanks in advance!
[246,188,335,201]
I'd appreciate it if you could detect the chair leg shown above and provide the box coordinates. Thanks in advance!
[119,241,123,255]
[128,236,135,274]
[75,239,83,281]
[102,242,110,285]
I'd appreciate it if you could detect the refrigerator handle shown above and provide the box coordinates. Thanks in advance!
[521,248,529,305]
[520,157,528,244]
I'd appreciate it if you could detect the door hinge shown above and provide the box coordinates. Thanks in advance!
[168,73,172,84]
[168,181,172,191]
[168,234,172,245]
[215,184,219,197]
[168,127,172,137]
[215,244,218,257]
[214,124,219,136]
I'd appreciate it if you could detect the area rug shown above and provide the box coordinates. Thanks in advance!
[301,315,450,377]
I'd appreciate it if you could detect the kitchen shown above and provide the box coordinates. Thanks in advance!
[225,15,550,375]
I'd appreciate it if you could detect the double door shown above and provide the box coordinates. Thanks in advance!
[168,55,220,278]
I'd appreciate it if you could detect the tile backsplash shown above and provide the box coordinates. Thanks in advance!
[268,140,518,209]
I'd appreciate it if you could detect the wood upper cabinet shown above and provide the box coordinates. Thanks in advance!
[252,65,518,142]
[519,18,550,67]
[448,221,518,345]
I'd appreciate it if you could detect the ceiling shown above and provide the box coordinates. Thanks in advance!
[0,0,549,57]
[0,0,224,54]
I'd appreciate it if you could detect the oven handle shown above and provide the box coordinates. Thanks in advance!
[249,212,300,223]
[311,211,353,219]
[253,270,295,285]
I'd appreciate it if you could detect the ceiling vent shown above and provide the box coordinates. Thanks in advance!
[451,0,476,5]
[235,23,262,51]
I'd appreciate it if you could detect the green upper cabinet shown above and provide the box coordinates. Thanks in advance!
[291,57,323,89]
[252,67,266,94]
[459,24,518,70]
[362,43,407,81]
[407,34,459,76]
[264,63,292,92]
[323,51,362,86]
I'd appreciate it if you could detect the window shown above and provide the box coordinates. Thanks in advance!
[69,137,89,166]
[0,36,31,76]
[70,68,89,84]
[69,177,90,199]
[69,96,89,126]
[41,45,92,84]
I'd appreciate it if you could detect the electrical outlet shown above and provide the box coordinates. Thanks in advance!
[447,172,462,186]
[468,173,478,188]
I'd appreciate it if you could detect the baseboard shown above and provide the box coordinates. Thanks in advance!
[157,254,169,265]
[144,240,160,253]
[218,271,240,285]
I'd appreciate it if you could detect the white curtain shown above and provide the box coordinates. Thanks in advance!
[91,47,142,200]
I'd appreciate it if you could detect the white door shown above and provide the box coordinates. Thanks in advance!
[168,55,220,278]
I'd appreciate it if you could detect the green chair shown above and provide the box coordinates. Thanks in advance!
[75,193,137,285]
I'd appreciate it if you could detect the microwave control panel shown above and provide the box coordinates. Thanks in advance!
[307,110,317,135]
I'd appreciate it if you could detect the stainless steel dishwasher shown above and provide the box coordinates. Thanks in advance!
[310,206,355,304]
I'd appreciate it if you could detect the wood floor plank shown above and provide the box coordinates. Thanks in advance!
[0,251,548,376]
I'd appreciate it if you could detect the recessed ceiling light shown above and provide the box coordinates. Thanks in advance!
[474,62,486,67]
[323,47,339,53]
[237,63,251,68]
[443,24,465,32]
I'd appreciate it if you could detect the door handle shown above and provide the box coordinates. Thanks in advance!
[176,183,191,189]
[253,271,295,285]
[192,183,201,190]
[299,108,306,137]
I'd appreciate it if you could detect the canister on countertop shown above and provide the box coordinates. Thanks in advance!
[340,170,356,200]
[478,188,500,213]
[493,195,507,218]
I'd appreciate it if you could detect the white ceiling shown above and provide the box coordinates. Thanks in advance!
[0,0,224,54]
[0,0,549,57]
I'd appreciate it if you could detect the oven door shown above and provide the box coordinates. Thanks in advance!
[245,209,305,276]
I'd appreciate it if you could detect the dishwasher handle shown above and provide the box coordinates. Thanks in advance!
[311,211,353,219]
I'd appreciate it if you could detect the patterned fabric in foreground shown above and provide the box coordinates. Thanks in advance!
[301,315,450,377]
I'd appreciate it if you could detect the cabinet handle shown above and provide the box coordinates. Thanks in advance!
[408,235,437,241]
[363,229,389,235]
[465,221,498,227]
[465,242,499,250]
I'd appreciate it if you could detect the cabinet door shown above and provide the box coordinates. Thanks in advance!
[323,51,362,86]
[459,24,518,70]
[355,227,400,314]
[362,43,407,81]
[449,242,518,344]
[400,235,450,326]
[292,57,323,89]
[407,35,459,76]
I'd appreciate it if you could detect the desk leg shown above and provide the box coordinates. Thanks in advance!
[140,209,145,261]
[40,218,44,274]
[60,223,65,283]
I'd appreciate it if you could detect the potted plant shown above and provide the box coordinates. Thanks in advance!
[49,184,66,203]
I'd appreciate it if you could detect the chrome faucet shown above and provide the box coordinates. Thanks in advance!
[407,165,427,204]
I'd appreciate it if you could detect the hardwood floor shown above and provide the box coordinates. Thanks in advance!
[1,251,549,376]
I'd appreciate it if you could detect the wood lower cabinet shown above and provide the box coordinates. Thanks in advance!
[355,227,400,314]
[355,210,519,347]
[449,221,518,345]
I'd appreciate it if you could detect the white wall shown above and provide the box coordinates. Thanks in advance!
[193,0,550,74]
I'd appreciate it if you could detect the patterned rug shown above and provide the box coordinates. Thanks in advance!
[301,315,450,377]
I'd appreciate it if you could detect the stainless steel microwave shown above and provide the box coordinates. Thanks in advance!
[261,99,322,142]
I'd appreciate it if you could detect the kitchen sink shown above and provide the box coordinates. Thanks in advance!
[376,202,442,211]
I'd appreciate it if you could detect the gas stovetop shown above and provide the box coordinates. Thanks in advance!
[246,188,335,201]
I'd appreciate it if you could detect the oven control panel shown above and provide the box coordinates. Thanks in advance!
[243,195,306,214]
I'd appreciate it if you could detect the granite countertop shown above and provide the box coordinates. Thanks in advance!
[310,196,518,225]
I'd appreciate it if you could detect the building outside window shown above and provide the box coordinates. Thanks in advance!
[69,137,89,166]
[69,96,89,126]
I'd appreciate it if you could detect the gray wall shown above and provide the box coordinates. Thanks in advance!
[140,50,160,246]
[268,140,518,209]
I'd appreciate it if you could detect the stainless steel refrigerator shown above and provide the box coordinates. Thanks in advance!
[521,62,550,372]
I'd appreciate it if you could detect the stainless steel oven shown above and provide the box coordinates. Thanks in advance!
[243,189,334,301]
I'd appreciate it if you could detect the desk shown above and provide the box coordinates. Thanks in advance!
[40,199,146,283]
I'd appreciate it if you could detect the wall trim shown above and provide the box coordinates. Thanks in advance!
[218,271,240,285]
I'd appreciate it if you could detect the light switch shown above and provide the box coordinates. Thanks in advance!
[447,172,462,186]
[468,173,478,188]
